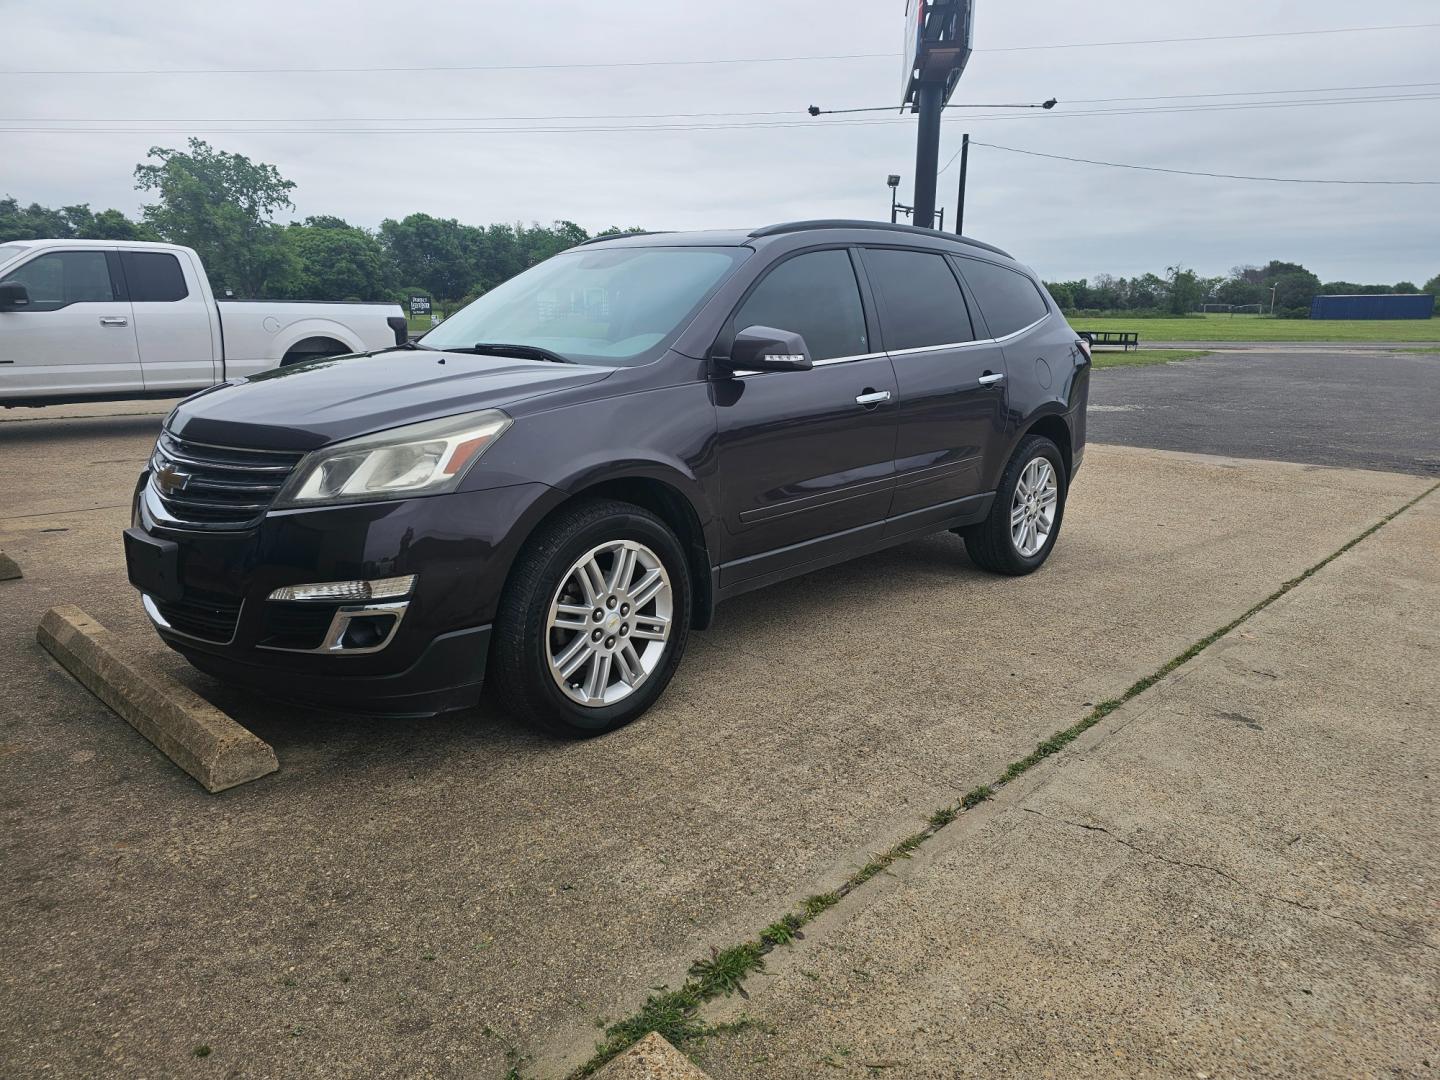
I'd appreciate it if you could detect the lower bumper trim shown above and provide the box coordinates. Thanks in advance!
[170,623,492,717]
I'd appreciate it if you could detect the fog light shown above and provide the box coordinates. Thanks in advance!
[267,575,415,603]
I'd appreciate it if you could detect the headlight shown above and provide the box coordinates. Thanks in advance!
[274,410,511,508]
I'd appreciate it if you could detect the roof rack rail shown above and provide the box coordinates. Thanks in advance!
[747,219,1012,259]
[578,230,672,246]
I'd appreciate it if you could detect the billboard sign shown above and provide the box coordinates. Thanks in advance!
[409,294,432,316]
[900,0,976,109]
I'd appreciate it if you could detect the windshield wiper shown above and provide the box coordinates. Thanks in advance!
[455,342,574,364]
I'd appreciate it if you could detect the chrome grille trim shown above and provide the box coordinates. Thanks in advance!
[149,431,304,530]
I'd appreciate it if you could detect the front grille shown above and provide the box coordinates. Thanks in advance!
[259,602,337,651]
[150,432,304,529]
[151,589,243,643]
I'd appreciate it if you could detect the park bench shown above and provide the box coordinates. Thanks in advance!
[1077,330,1139,352]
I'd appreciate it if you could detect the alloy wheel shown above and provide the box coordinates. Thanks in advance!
[545,540,673,707]
[1010,457,1058,557]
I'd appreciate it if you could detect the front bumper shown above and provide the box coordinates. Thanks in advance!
[129,477,557,715]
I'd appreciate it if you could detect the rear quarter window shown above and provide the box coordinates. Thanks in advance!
[955,258,1049,338]
[120,251,189,302]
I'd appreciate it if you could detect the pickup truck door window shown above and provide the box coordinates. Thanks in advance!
[860,246,1008,529]
[120,250,218,391]
[712,247,899,585]
[0,249,142,397]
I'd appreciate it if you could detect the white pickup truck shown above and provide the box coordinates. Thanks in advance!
[0,239,407,407]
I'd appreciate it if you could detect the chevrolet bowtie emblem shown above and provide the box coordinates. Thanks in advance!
[154,463,191,496]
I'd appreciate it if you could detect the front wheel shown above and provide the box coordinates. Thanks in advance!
[961,434,1067,575]
[489,499,692,737]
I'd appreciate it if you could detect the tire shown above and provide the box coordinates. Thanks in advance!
[962,434,1067,576]
[489,498,692,737]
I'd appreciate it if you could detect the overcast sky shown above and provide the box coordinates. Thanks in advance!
[4,0,1438,284]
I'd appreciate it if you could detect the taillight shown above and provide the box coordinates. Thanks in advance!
[1075,337,1092,362]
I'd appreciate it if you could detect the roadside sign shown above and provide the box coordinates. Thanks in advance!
[409,295,432,316]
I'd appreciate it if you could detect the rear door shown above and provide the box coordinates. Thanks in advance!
[120,249,218,391]
[0,248,141,399]
[859,246,1008,531]
[712,246,899,586]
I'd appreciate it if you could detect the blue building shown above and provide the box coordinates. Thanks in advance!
[1310,294,1434,319]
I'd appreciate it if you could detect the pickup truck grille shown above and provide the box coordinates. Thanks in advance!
[150,432,304,529]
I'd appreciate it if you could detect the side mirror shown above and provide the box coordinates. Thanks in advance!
[0,281,30,310]
[726,325,813,373]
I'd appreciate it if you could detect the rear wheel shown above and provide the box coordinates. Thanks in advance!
[961,434,1067,575]
[490,499,691,737]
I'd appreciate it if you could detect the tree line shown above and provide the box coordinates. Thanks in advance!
[4,138,1436,316]
[1044,262,1439,320]
[1,139,642,307]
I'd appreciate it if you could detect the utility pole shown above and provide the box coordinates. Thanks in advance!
[954,133,970,235]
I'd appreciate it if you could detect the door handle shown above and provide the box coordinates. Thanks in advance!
[978,371,1005,386]
[99,316,129,327]
[855,389,891,407]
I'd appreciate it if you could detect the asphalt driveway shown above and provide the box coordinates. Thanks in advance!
[1088,347,1440,475]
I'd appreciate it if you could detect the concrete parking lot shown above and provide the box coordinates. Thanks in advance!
[1,348,1436,1078]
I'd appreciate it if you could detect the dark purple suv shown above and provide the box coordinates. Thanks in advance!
[124,220,1090,735]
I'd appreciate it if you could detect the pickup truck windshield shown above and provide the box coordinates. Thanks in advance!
[421,246,745,366]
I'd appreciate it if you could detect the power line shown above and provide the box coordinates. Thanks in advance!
[5,91,1438,136]
[0,52,894,76]
[959,140,1440,185]
[6,84,1439,126]
[3,21,1437,76]
[978,21,1440,52]
[1063,80,1440,104]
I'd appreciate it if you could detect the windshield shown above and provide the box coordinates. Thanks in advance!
[0,244,29,270]
[421,245,746,365]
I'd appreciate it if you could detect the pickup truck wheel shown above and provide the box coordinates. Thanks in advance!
[961,434,1067,576]
[490,498,692,737]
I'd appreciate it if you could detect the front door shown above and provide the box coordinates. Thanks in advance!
[859,246,1009,533]
[0,248,141,400]
[712,247,898,586]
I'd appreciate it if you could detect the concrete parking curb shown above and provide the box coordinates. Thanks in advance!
[592,1033,713,1079]
[0,551,20,581]
[36,605,278,793]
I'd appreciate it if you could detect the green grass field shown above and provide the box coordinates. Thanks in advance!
[1069,312,1440,343]
[1090,349,1213,369]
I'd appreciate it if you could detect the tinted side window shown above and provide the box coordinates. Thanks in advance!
[734,249,868,361]
[121,251,189,302]
[862,248,973,351]
[956,258,1049,338]
[0,251,115,311]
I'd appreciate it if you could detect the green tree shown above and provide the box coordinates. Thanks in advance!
[286,217,393,300]
[134,138,297,297]
[378,213,477,301]
[1424,274,1440,311]
[0,197,151,241]
[1393,281,1418,293]
[1269,269,1321,318]
[1165,264,1202,315]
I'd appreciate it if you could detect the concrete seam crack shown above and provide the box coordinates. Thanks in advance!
[1020,808,1437,953]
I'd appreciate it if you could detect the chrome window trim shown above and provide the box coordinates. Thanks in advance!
[730,351,887,377]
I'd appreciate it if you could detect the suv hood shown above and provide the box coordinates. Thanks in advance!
[166,350,615,451]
